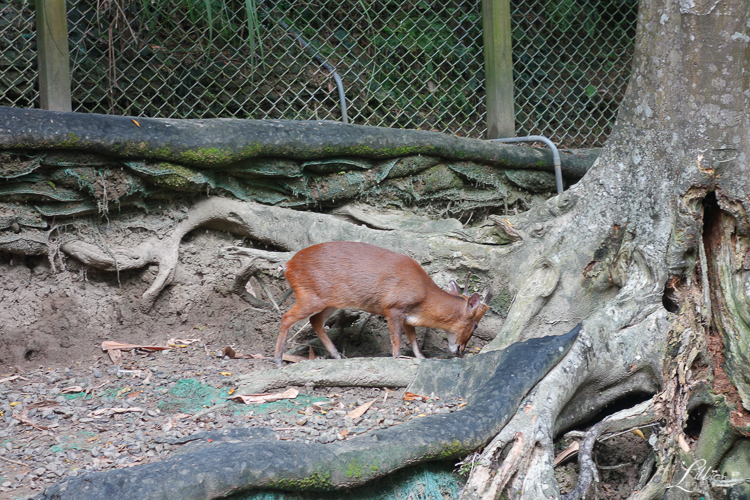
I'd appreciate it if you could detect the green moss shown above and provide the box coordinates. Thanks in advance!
[345,459,364,479]
[58,133,84,148]
[179,147,232,165]
[149,163,205,190]
[436,439,471,459]
[268,471,333,490]
[344,458,380,480]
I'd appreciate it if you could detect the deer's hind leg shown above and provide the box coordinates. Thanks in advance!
[310,307,341,359]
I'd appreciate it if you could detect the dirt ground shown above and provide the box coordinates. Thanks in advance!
[0,229,651,500]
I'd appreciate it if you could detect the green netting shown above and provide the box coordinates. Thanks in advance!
[41,152,124,168]
[0,181,87,201]
[301,158,374,174]
[0,202,47,229]
[158,378,233,414]
[0,152,42,178]
[504,169,558,192]
[156,378,328,416]
[0,145,558,228]
[227,158,304,178]
[447,161,510,192]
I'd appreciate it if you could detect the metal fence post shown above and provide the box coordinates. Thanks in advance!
[482,0,514,139]
[35,0,72,111]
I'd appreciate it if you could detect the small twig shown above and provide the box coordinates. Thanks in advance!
[0,456,28,467]
[635,451,656,491]
[0,455,27,467]
[597,463,633,470]
[85,379,110,397]
[255,275,280,312]
[277,288,294,306]
[599,422,658,443]
[288,321,311,344]
[191,402,229,420]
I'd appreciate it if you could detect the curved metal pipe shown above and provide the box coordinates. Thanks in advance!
[330,71,348,123]
[275,19,348,123]
[489,135,563,193]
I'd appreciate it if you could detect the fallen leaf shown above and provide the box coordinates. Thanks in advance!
[677,433,690,453]
[632,428,645,439]
[131,119,140,127]
[27,401,58,410]
[402,392,428,402]
[0,375,20,384]
[107,349,122,365]
[553,441,580,466]
[101,341,172,352]
[120,456,145,467]
[88,407,144,417]
[102,340,173,364]
[347,399,376,419]
[60,386,84,394]
[282,353,308,363]
[340,428,349,438]
[126,391,142,400]
[222,346,257,359]
[169,338,200,345]
[220,372,232,376]
[84,380,109,396]
[229,388,299,404]
[13,414,49,430]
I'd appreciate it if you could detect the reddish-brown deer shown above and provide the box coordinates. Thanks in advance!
[275,241,492,367]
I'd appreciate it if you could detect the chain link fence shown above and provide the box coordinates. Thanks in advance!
[0,0,636,148]
[512,0,637,147]
[0,0,37,109]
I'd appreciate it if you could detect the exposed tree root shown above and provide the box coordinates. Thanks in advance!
[562,399,659,500]
[218,245,294,309]
[235,357,422,394]
[59,196,522,311]
[0,106,598,177]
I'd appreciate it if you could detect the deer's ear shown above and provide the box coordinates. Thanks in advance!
[467,293,482,309]
[447,280,461,296]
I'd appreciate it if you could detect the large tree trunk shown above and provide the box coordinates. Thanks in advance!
[5,0,750,498]
[464,1,750,497]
